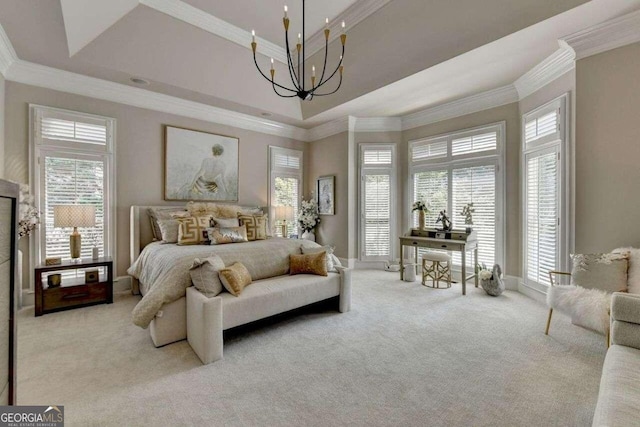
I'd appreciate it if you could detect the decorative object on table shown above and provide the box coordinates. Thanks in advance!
[92,247,100,260]
[47,273,62,288]
[53,204,96,261]
[317,176,335,215]
[436,210,452,231]
[274,205,294,237]
[477,263,505,296]
[250,1,347,101]
[17,183,40,238]
[85,269,100,284]
[412,201,428,230]
[289,234,299,239]
[164,125,239,202]
[460,203,475,233]
[45,257,62,266]
[299,198,320,241]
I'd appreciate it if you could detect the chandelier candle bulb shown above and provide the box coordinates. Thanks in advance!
[284,5,288,18]
[251,30,255,43]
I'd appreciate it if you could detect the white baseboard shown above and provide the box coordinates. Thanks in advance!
[114,276,132,293]
[338,258,357,269]
[21,290,34,308]
[518,281,547,303]
[504,275,520,291]
[354,260,386,270]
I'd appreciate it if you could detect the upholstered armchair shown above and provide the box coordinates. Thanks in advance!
[545,249,640,344]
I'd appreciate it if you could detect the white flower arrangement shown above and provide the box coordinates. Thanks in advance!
[412,201,428,212]
[298,198,320,232]
[476,262,499,281]
[18,184,40,238]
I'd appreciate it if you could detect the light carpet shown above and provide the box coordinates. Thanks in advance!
[17,270,606,426]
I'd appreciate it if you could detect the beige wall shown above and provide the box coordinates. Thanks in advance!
[402,103,521,276]
[0,73,4,179]
[4,82,306,278]
[575,42,640,252]
[305,132,350,258]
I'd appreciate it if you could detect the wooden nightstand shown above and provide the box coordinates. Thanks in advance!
[34,257,113,316]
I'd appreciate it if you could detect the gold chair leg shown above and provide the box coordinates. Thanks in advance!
[545,308,553,335]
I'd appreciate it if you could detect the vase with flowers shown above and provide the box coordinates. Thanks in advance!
[298,198,320,241]
[412,201,428,230]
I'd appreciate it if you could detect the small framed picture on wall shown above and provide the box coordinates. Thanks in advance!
[317,175,335,215]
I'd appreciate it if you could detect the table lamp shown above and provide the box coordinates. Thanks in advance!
[275,205,294,238]
[54,205,96,260]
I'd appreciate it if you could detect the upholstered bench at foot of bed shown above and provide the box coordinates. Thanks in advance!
[187,267,352,364]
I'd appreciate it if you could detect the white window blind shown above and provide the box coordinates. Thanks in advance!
[360,145,395,260]
[363,175,390,256]
[43,156,105,260]
[411,140,447,162]
[269,147,303,237]
[413,170,448,227]
[525,110,559,144]
[452,132,497,156]
[525,151,559,286]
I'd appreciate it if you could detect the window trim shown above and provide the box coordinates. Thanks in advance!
[358,143,397,262]
[408,121,506,271]
[521,93,572,292]
[268,146,303,237]
[29,105,116,291]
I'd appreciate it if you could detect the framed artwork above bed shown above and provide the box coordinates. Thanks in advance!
[164,126,239,202]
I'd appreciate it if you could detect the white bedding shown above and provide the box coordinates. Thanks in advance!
[128,238,318,328]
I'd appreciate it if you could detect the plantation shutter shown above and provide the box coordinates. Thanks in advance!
[39,110,109,146]
[361,146,394,260]
[451,131,497,156]
[42,156,106,260]
[524,108,560,146]
[525,151,559,286]
[411,139,447,162]
[270,147,303,237]
[451,165,496,266]
[413,170,448,227]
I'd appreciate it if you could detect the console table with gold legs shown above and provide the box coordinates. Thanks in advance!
[399,233,479,295]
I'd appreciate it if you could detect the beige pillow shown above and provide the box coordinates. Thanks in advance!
[238,214,268,241]
[212,217,240,228]
[206,225,248,245]
[189,255,225,297]
[301,245,342,272]
[570,252,629,292]
[157,219,180,244]
[148,207,189,240]
[187,202,263,219]
[219,262,252,296]
[177,216,211,245]
[290,252,328,276]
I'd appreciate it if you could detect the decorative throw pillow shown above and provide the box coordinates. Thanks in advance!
[177,216,211,245]
[189,255,225,297]
[157,219,180,244]
[570,253,629,293]
[148,207,189,240]
[238,214,268,241]
[290,252,328,276]
[212,217,240,228]
[187,202,264,219]
[613,247,640,294]
[301,245,342,272]
[206,225,248,245]
[219,262,252,296]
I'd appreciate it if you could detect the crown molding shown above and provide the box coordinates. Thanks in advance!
[560,9,640,60]
[302,0,392,59]
[5,59,308,141]
[401,85,519,131]
[0,23,17,77]
[353,117,402,132]
[306,117,349,141]
[514,46,575,100]
[140,0,287,63]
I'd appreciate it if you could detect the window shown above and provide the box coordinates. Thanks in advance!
[360,145,395,260]
[269,146,303,237]
[410,123,505,268]
[522,95,570,289]
[31,105,115,279]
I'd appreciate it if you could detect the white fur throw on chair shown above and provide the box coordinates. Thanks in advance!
[547,285,610,335]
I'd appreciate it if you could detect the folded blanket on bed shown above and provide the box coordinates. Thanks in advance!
[128,238,319,328]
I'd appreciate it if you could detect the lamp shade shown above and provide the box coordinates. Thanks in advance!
[275,205,294,221]
[53,205,96,228]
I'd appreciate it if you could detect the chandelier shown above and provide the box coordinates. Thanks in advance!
[251,1,346,101]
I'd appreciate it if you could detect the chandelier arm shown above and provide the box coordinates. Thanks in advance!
[284,31,301,91]
[253,52,298,92]
[310,72,342,96]
[272,82,300,97]
[314,36,330,92]
[313,44,344,90]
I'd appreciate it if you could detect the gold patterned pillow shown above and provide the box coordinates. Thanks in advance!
[176,216,211,245]
[206,225,248,245]
[238,214,268,241]
[290,252,328,276]
[219,262,252,296]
